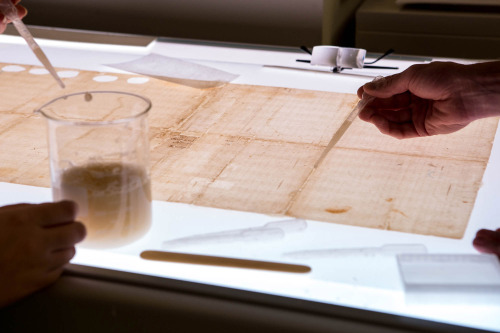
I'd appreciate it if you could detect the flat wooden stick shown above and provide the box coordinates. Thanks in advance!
[140,250,311,273]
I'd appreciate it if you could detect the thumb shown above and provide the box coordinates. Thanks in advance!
[363,71,411,99]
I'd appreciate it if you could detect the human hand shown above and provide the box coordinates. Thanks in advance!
[0,201,86,308]
[357,61,500,139]
[0,0,27,34]
[473,228,500,259]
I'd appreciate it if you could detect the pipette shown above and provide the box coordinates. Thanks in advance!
[312,76,383,169]
[312,93,375,169]
[162,219,307,249]
[0,0,65,88]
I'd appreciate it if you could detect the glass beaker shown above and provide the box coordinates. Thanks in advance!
[36,91,153,249]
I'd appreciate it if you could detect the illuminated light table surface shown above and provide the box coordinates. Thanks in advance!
[0,31,499,332]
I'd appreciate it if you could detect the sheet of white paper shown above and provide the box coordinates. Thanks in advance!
[106,53,239,88]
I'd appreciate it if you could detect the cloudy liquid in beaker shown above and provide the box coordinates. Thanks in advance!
[53,162,152,249]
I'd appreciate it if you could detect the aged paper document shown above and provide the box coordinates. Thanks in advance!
[0,63,497,238]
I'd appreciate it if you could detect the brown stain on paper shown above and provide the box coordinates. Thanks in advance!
[391,209,408,218]
[325,206,351,214]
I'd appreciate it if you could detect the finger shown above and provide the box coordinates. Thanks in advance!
[3,201,78,227]
[0,203,31,211]
[368,93,412,111]
[362,107,413,123]
[475,229,500,242]
[4,201,78,227]
[473,229,500,255]
[15,5,27,19]
[38,201,79,227]
[473,238,500,255]
[45,221,86,251]
[356,86,365,99]
[0,0,18,24]
[475,229,495,238]
[47,247,76,272]
[362,66,421,99]
[0,3,27,24]
[357,76,386,99]
[358,107,375,122]
[358,106,420,139]
[370,114,420,139]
